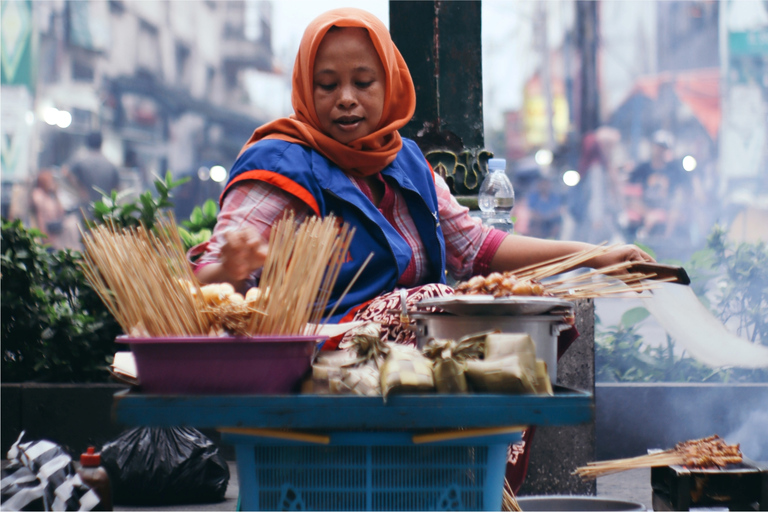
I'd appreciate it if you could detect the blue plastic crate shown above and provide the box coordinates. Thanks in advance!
[223,429,522,511]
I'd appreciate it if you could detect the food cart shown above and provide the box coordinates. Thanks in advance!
[112,388,593,511]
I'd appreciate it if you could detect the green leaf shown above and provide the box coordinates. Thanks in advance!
[620,307,650,328]
[190,207,203,226]
[170,175,191,189]
[93,201,111,215]
[154,179,168,196]
[178,227,194,247]
[202,199,218,219]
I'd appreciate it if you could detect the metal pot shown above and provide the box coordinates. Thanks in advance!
[515,496,646,511]
[407,312,570,384]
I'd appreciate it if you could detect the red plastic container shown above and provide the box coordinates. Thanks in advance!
[117,335,323,395]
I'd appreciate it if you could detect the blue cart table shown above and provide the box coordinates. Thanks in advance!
[112,386,592,429]
[112,387,592,511]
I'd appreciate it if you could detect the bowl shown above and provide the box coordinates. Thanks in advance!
[118,335,323,395]
[515,496,646,511]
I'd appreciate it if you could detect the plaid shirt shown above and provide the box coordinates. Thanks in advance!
[192,173,505,285]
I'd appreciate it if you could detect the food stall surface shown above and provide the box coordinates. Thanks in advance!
[108,389,592,511]
[111,465,655,511]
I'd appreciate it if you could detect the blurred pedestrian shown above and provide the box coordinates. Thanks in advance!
[29,170,79,250]
[628,130,691,239]
[527,177,564,239]
[64,131,120,218]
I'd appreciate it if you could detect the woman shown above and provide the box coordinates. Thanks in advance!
[190,9,653,493]
[192,8,652,329]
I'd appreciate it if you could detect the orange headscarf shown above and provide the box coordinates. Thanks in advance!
[241,8,416,177]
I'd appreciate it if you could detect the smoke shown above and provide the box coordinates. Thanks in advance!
[725,408,768,462]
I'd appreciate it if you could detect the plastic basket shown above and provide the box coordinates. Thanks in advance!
[223,429,521,511]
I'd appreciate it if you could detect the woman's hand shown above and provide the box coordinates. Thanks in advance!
[219,227,269,283]
[587,243,655,270]
[196,226,269,291]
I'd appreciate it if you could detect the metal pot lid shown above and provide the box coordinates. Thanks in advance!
[416,295,574,316]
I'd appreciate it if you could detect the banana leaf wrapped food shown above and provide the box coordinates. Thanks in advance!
[333,322,389,396]
[380,343,435,399]
[422,331,492,393]
[311,349,357,394]
[463,333,543,394]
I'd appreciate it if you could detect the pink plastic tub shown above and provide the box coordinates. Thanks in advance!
[117,335,323,395]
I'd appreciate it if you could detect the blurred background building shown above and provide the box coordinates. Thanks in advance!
[2,0,767,249]
[484,0,767,255]
[1,0,284,221]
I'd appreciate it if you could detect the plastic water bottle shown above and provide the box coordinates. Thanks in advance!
[478,158,515,227]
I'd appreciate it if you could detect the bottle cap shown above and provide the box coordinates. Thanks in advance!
[488,158,506,171]
[80,446,101,467]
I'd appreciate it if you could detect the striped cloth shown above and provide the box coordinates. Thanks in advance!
[2,432,102,511]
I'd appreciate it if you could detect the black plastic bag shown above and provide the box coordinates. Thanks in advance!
[100,427,230,506]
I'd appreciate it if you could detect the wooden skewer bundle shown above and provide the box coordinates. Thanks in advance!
[81,217,212,337]
[573,435,742,481]
[456,245,671,300]
[245,211,356,336]
[502,478,521,511]
[81,213,355,337]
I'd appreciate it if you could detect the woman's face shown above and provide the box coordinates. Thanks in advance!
[312,27,385,145]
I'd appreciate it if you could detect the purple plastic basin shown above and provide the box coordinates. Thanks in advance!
[118,335,323,395]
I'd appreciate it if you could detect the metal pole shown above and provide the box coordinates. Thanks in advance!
[537,2,556,149]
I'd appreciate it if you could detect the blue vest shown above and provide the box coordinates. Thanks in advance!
[222,138,447,322]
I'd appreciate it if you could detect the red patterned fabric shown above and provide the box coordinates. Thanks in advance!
[343,283,454,346]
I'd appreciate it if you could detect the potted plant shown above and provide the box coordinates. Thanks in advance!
[1,172,221,456]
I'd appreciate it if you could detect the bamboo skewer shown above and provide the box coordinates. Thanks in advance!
[456,244,680,300]
[513,242,609,278]
[502,478,521,512]
[517,243,615,282]
[81,213,356,338]
[573,435,743,481]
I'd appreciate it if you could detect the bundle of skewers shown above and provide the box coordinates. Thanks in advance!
[81,212,359,337]
[573,435,743,481]
[502,478,521,511]
[455,244,673,300]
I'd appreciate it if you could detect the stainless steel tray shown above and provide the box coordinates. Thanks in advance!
[417,294,573,316]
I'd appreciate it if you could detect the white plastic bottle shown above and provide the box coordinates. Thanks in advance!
[478,158,515,226]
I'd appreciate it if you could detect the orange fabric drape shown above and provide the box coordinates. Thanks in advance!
[240,8,416,177]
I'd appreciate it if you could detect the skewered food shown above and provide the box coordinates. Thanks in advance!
[455,272,547,298]
[574,434,743,481]
[454,244,678,300]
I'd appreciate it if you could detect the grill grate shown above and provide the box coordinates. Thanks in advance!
[651,458,768,511]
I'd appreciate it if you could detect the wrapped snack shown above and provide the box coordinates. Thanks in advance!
[380,344,435,399]
[466,333,545,394]
[339,322,389,366]
[311,350,358,394]
[335,364,381,396]
[465,355,537,394]
[422,331,489,393]
[484,333,536,364]
[533,360,554,396]
[328,323,388,396]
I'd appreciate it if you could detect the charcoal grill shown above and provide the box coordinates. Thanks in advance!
[651,458,768,510]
